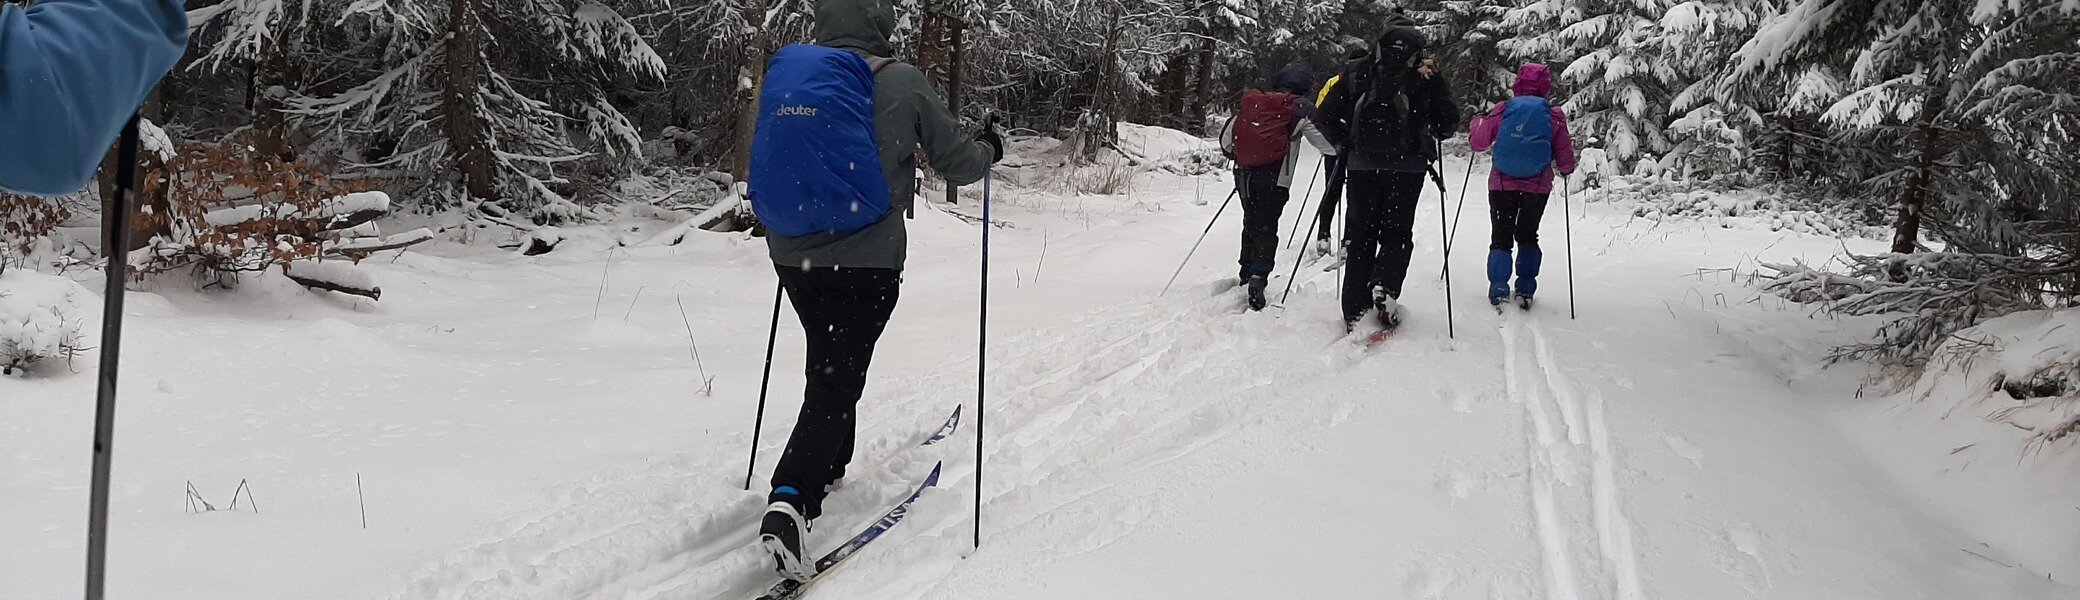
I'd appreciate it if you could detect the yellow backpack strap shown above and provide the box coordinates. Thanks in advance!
[1316,74,1341,106]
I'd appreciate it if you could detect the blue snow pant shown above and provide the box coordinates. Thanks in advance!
[1487,190,1548,301]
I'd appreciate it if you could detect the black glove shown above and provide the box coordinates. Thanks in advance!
[976,115,1005,164]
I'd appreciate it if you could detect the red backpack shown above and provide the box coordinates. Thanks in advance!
[1233,89,1297,168]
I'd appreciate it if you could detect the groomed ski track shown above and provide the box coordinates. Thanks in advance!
[6,148,2074,599]
[378,153,2071,599]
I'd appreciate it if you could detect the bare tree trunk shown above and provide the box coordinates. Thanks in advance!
[1158,53,1190,130]
[93,88,169,252]
[942,15,965,213]
[444,0,499,203]
[252,22,302,163]
[1190,39,1216,136]
[1890,84,1947,277]
[729,0,771,187]
[1074,7,1124,163]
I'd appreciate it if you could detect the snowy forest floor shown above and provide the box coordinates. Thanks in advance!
[5,147,2078,599]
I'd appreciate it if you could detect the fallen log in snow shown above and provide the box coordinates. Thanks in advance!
[332,228,434,259]
[283,260,379,300]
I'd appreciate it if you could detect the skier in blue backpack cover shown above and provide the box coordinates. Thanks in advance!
[0,0,187,196]
[745,0,1003,582]
[1468,63,1576,309]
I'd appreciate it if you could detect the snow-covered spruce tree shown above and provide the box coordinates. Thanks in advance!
[1410,0,1517,115]
[1659,0,1776,183]
[1501,0,1685,173]
[289,0,665,223]
[186,0,357,162]
[1742,0,2080,363]
[955,0,1205,161]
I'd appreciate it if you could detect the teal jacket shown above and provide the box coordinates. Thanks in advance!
[763,0,994,271]
[0,0,188,196]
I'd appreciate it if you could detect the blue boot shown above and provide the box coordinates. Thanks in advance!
[1515,245,1544,301]
[1486,249,1513,305]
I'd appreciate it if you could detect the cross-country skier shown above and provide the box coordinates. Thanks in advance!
[0,0,188,196]
[1468,63,1576,309]
[746,0,1002,583]
[1220,61,1336,311]
[1309,47,1371,257]
[1316,16,1460,333]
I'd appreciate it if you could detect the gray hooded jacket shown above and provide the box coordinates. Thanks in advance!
[763,0,995,271]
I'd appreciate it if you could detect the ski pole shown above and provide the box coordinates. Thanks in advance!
[1427,163,1455,340]
[975,167,992,550]
[85,115,142,600]
[1283,157,1324,249]
[744,282,783,491]
[1441,150,1476,280]
[1277,181,1331,305]
[1158,187,1238,296]
[1563,178,1577,320]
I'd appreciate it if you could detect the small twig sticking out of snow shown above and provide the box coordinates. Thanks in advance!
[623,286,646,321]
[1034,233,1048,283]
[592,248,613,320]
[356,473,368,530]
[185,481,214,513]
[226,479,259,514]
[675,295,715,396]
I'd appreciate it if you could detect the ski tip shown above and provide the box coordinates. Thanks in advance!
[924,462,943,487]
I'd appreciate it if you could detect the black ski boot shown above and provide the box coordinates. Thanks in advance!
[1516,294,1534,310]
[1246,275,1268,311]
[760,488,814,582]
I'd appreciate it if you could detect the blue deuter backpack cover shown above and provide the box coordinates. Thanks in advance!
[748,44,892,237]
[1494,95,1555,179]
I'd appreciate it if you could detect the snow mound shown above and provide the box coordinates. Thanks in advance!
[989,122,1225,193]
[203,190,392,228]
[0,269,92,375]
[1590,176,1889,239]
[1914,308,2080,450]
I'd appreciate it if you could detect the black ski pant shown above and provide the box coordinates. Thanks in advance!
[769,264,901,519]
[1340,169,1425,323]
[1489,190,1549,251]
[1313,155,1347,242]
[1236,164,1290,280]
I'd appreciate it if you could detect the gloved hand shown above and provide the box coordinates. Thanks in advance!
[976,115,1005,164]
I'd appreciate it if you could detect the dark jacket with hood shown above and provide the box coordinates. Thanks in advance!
[764,0,996,271]
[1317,24,1460,173]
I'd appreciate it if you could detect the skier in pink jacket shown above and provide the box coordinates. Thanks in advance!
[1468,63,1576,308]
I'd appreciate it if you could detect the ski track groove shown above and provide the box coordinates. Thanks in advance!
[392,274,1372,599]
[1502,315,1648,600]
[1503,317,1585,600]
[1533,322,1647,600]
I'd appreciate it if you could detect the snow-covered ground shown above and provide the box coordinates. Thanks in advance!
[5,143,2076,599]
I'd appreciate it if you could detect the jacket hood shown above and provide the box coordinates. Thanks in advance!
[813,0,897,57]
[1513,63,1552,97]
[1374,26,1426,71]
[1272,61,1315,96]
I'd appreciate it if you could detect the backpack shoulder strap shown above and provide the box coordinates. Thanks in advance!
[864,56,897,75]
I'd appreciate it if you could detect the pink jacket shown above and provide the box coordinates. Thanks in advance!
[1469,63,1577,194]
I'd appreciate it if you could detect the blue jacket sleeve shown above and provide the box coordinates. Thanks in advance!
[0,0,188,197]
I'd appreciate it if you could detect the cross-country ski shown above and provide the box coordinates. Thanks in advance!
[3,1,2075,599]
[756,463,942,600]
